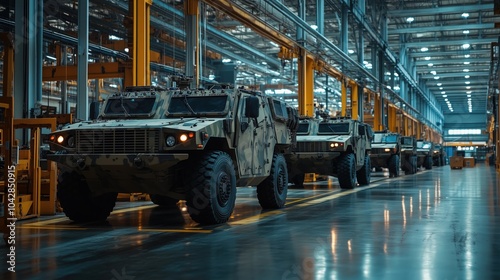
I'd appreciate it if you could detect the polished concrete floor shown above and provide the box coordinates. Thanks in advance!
[2,164,500,280]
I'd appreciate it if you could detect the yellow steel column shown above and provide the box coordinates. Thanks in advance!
[373,93,381,131]
[298,50,314,116]
[351,82,358,120]
[128,0,152,86]
[341,80,347,117]
[388,105,396,132]
[403,115,409,136]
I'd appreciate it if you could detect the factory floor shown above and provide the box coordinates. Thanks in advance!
[2,163,500,280]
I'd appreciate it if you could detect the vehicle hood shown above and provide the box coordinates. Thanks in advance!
[296,135,351,142]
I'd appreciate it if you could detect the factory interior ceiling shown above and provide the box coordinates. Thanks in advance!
[0,0,499,140]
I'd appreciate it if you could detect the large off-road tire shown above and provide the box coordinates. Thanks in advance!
[57,171,117,223]
[356,156,371,185]
[412,156,418,173]
[150,194,179,208]
[292,173,305,189]
[337,153,356,189]
[257,154,288,209]
[424,155,433,169]
[388,154,400,177]
[186,151,236,224]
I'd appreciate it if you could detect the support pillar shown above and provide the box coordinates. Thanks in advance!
[125,0,152,87]
[351,82,358,120]
[341,80,347,117]
[185,0,199,88]
[340,3,348,53]
[77,0,89,121]
[298,50,314,117]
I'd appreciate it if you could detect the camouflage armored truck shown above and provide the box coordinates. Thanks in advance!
[47,86,299,224]
[370,131,401,177]
[400,136,418,174]
[416,140,434,170]
[432,143,446,166]
[286,117,373,189]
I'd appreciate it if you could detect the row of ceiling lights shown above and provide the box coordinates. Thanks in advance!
[410,12,473,114]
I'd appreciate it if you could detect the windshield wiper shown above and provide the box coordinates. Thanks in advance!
[120,96,131,117]
[183,94,198,116]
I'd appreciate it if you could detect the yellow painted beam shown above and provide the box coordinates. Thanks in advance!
[133,0,152,86]
[341,81,347,117]
[351,83,358,120]
[298,50,314,116]
[373,93,381,131]
[42,62,125,81]
[388,105,397,132]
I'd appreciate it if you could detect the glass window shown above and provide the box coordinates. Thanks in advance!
[318,123,350,134]
[104,97,156,116]
[167,95,228,116]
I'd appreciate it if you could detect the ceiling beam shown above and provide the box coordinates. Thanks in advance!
[417,65,490,72]
[408,49,489,57]
[420,71,489,78]
[389,23,495,34]
[386,4,493,17]
[405,38,494,48]
[415,57,489,66]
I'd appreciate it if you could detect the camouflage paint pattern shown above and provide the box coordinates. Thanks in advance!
[286,117,372,179]
[416,140,434,167]
[370,132,400,169]
[47,87,297,198]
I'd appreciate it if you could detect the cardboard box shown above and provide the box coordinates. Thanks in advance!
[463,157,475,168]
[450,156,464,169]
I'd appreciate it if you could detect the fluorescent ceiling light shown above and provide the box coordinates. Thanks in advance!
[462,13,469,18]
[467,94,471,97]
[348,50,355,54]
[424,56,431,60]
[407,17,415,23]
[437,83,442,86]
[465,81,470,84]
[428,63,434,67]
[463,30,470,34]
[462,43,470,49]
[465,75,470,79]
[421,47,428,52]
[463,69,470,72]
[434,76,440,79]
[443,95,447,97]
[464,61,470,65]
[466,86,471,89]
[464,54,470,58]
[441,91,446,94]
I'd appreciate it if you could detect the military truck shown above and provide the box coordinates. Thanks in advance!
[286,117,373,189]
[370,131,401,177]
[400,136,418,175]
[416,140,434,169]
[47,86,299,224]
[432,143,446,166]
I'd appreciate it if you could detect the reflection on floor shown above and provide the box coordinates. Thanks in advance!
[3,164,500,280]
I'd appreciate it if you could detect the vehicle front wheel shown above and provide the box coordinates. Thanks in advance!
[57,171,117,223]
[150,194,179,208]
[257,154,288,209]
[388,154,400,177]
[186,151,236,224]
[356,156,371,185]
[337,153,356,189]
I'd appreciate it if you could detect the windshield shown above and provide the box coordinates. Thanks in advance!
[167,95,228,117]
[373,134,398,143]
[318,122,350,134]
[401,137,414,146]
[297,123,310,135]
[103,97,156,116]
[417,141,432,149]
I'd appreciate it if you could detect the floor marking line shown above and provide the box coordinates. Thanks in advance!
[139,228,213,233]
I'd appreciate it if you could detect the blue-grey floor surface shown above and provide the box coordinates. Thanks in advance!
[2,164,500,280]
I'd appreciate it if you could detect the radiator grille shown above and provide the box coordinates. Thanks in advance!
[296,141,328,152]
[76,129,160,154]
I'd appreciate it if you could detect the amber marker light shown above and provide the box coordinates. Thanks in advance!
[50,135,55,141]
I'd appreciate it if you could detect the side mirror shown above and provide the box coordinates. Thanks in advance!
[358,125,365,136]
[245,96,260,118]
[89,101,100,120]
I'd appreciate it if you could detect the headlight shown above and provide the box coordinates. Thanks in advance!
[384,148,391,152]
[165,135,176,147]
[57,135,64,144]
[67,136,75,148]
[329,142,343,148]
[179,134,188,142]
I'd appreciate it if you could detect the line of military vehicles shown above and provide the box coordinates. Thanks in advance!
[45,86,446,225]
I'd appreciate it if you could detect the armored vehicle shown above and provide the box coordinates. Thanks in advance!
[370,131,401,177]
[47,86,298,224]
[286,117,373,189]
[416,140,434,169]
[400,136,418,175]
[432,143,446,166]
